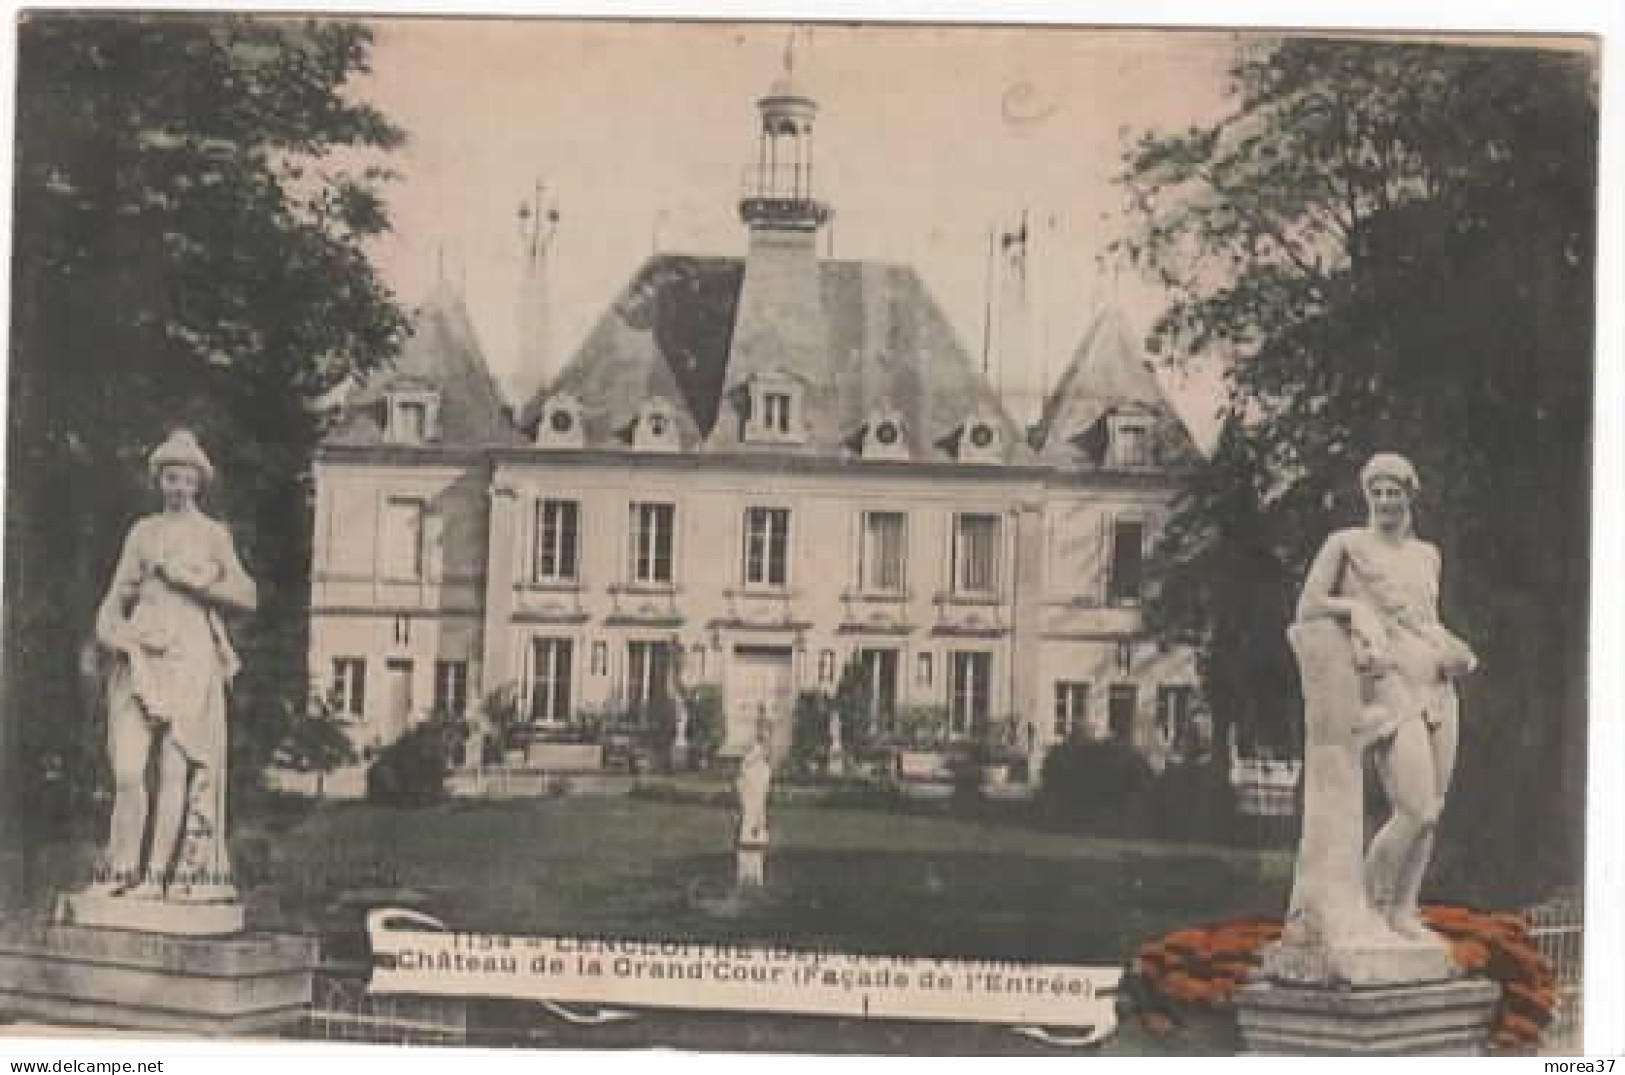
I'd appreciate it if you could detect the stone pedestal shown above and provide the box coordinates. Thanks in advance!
[1236,977,1501,1055]
[1259,933,1458,989]
[735,844,766,888]
[0,923,318,1036]
[57,892,245,936]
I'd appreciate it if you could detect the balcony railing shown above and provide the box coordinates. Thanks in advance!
[739,162,820,202]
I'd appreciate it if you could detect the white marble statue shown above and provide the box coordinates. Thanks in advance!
[86,430,257,907]
[1271,452,1478,985]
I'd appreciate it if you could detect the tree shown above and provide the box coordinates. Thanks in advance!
[1120,39,1596,899]
[4,14,409,877]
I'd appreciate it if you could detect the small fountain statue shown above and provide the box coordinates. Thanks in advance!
[734,711,773,889]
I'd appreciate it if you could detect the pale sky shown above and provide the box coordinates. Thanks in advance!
[352,19,1240,444]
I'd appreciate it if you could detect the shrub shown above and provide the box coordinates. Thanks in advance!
[1037,738,1155,834]
[831,655,877,759]
[365,719,463,805]
[789,691,833,775]
[946,741,983,805]
[273,698,358,797]
[683,685,725,769]
[1151,758,1238,842]
[892,704,951,750]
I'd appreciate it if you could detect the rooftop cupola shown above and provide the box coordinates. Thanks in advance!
[739,38,829,233]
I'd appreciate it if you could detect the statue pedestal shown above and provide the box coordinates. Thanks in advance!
[1258,934,1458,989]
[0,920,318,1036]
[1236,977,1501,1055]
[735,843,766,888]
[57,892,245,936]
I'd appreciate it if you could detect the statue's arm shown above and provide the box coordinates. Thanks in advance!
[1294,532,1358,624]
[198,523,258,614]
[93,523,145,653]
[1421,542,1479,677]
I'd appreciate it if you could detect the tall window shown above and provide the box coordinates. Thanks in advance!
[1108,684,1138,744]
[953,513,1001,596]
[1054,681,1090,741]
[763,392,793,434]
[860,511,907,594]
[629,502,676,585]
[627,641,674,724]
[381,497,426,580]
[433,659,469,718]
[535,499,580,582]
[743,507,791,587]
[1157,684,1197,751]
[330,658,366,719]
[1108,519,1145,605]
[949,651,992,735]
[858,648,899,732]
[530,638,573,723]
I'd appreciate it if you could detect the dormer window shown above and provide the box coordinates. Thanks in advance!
[385,388,440,444]
[633,397,680,453]
[535,393,586,449]
[857,404,910,461]
[955,413,1004,464]
[744,370,805,445]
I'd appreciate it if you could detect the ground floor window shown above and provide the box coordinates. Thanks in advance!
[1054,681,1090,741]
[330,657,366,719]
[626,640,674,725]
[530,638,573,723]
[1157,684,1199,753]
[433,659,469,718]
[856,648,899,733]
[949,651,992,736]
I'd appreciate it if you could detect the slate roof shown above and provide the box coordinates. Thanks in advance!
[328,282,521,448]
[1031,309,1202,468]
[518,254,1029,465]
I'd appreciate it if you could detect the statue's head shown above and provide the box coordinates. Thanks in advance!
[148,429,214,511]
[1360,451,1417,534]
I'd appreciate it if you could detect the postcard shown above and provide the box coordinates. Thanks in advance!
[0,10,1606,1058]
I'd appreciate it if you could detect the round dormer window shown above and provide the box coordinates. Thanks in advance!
[875,420,900,446]
[549,409,574,434]
[648,413,669,437]
[968,422,995,449]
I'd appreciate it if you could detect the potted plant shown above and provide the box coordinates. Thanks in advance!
[893,704,952,781]
[975,713,1028,788]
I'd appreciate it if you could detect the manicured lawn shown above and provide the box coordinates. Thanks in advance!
[243,795,1292,967]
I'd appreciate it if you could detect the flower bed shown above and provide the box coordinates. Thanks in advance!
[1125,905,1558,1053]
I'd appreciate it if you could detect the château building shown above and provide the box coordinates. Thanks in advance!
[307,62,1206,776]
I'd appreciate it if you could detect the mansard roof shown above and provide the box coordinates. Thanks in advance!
[517,254,1028,464]
[1032,309,1202,468]
[328,283,520,448]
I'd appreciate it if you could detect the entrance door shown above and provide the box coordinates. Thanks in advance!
[385,658,415,740]
[729,646,795,762]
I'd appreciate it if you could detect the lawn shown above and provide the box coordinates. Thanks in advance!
[241,794,1292,967]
